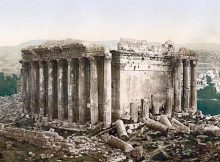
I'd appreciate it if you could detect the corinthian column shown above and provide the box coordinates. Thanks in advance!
[103,54,112,127]
[174,59,182,112]
[68,58,74,121]
[90,56,99,124]
[30,61,39,114]
[78,58,86,124]
[21,62,30,114]
[48,60,56,120]
[39,61,47,116]
[183,59,190,110]
[57,59,65,121]
[191,60,197,112]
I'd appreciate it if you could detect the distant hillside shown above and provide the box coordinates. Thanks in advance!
[1,38,220,75]
[176,43,220,51]
[0,40,46,74]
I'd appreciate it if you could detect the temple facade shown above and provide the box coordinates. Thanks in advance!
[20,39,198,126]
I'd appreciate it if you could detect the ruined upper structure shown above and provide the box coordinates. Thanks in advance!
[20,38,198,126]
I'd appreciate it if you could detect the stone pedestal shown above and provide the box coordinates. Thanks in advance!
[103,55,112,127]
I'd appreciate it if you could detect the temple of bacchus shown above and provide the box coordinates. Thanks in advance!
[20,38,198,127]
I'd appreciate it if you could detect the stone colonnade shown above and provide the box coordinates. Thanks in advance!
[21,56,112,127]
[173,58,197,113]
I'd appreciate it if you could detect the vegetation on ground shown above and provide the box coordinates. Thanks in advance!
[0,72,18,96]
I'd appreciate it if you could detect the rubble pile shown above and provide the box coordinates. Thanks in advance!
[100,111,220,161]
[0,93,23,123]
[0,94,220,161]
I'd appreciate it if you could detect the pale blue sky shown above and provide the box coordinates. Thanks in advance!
[1,0,220,45]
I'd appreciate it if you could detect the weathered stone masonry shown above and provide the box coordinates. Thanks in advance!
[110,39,198,119]
[20,39,198,126]
[20,44,111,126]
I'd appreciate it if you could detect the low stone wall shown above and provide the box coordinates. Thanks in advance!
[0,123,75,152]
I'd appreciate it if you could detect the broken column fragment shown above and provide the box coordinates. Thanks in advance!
[145,119,168,135]
[115,119,129,139]
[105,135,134,152]
[171,117,190,134]
[151,95,160,115]
[160,115,173,129]
[203,125,220,137]
[165,88,173,115]
[130,103,138,123]
[141,99,149,119]
[129,145,144,161]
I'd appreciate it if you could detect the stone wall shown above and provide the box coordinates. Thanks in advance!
[112,52,174,117]
[0,124,75,152]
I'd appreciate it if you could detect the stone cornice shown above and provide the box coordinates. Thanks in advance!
[21,43,105,61]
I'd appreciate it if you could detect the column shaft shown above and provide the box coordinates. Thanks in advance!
[174,59,182,112]
[166,88,173,114]
[48,61,56,120]
[103,55,112,127]
[78,58,86,123]
[30,61,39,114]
[58,59,65,120]
[39,61,46,116]
[191,60,197,111]
[73,59,79,122]
[21,62,30,113]
[90,57,99,124]
[27,63,31,113]
[68,59,74,121]
[183,59,190,110]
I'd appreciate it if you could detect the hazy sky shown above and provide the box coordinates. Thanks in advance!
[1,0,220,45]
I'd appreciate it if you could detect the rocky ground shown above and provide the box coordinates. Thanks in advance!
[0,94,220,162]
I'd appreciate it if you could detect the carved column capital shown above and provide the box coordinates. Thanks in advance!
[104,54,112,61]
[175,59,183,67]
[78,57,86,63]
[88,56,96,61]
[190,60,197,67]
[183,59,190,67]
[31,61,38,69]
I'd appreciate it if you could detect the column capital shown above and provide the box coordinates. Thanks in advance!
[183,59,190,67]
[190,60,197,67]
[67,58,72,63]
[31,61,38,69]
[175,59,182,67]
[88,56,96,61]
[104,54,112,61]
[78,57,86,62]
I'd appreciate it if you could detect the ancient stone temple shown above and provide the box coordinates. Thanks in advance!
[20,38,198,126]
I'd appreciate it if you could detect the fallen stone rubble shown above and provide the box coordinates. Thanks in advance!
[0,111,219,161]
[0,94,220,161]
[0,93,23,123]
